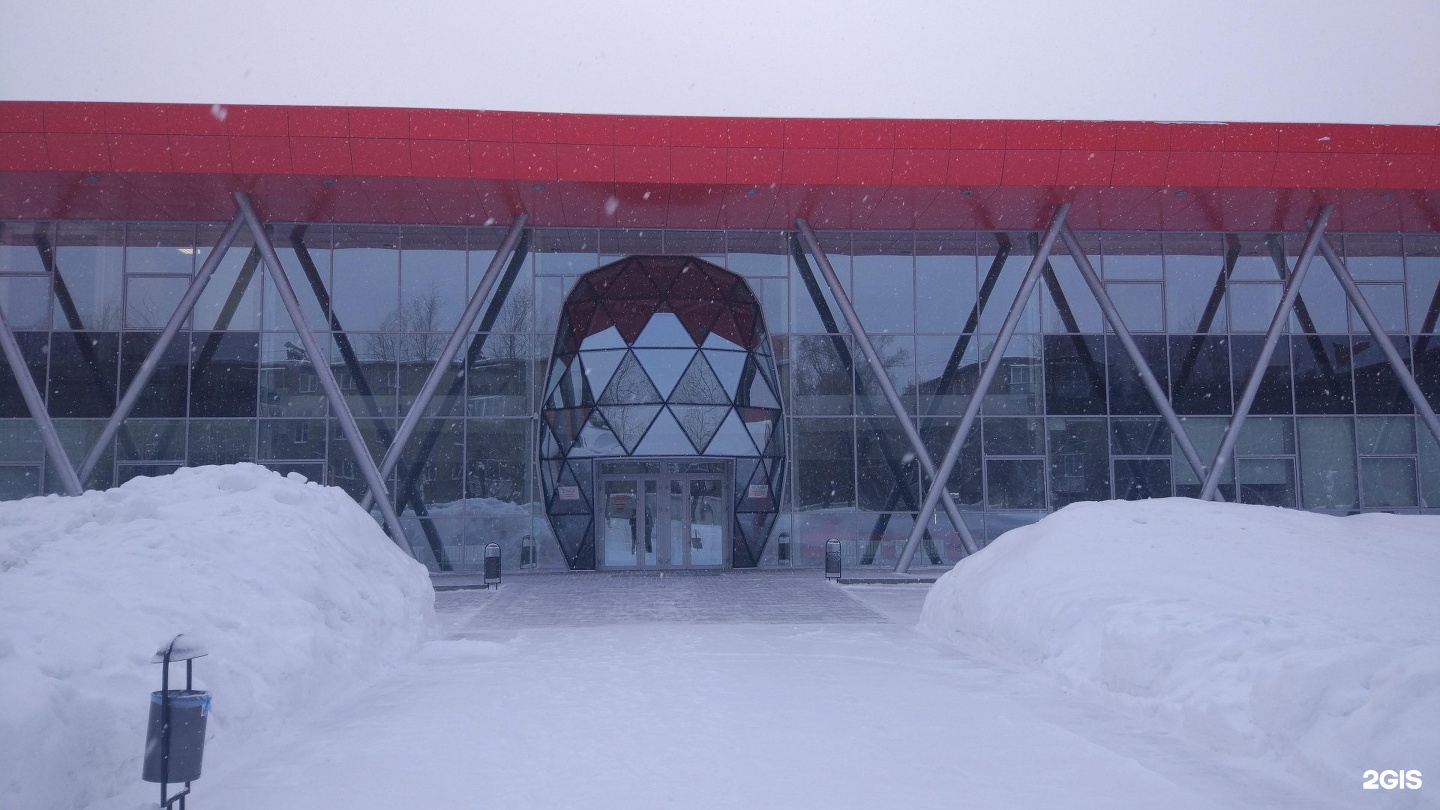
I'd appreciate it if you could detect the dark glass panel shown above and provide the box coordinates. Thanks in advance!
[331,226,400,333]
[915,334,978,416]
[1230,335,1292,414]
[1351,283,1407,333]
[1047,418,1108,508]
[52,222,124,330]
[1169,335,1231,415]
[1164,233,1229,334]
[263,224,330,332]
[1111,418,1170,456]
[853,251,914,333]
[48,331,119,418]
[1358,416,1416,456]
[856,416,918,512]
[1041,254,1101,333]
[981,334,1043,415]
[599,350,663,405]
[1229,283,1284,332]
[986,459,1045,509]
[1414,337,1440,407]
[1352,335,1412,414]
[1290,334,1353,414]
[0,465,41,499]
[1043,334,1105,415]
[1298,417,1358,509]
[0,222,49,273]
[338,333,398,420]
[1237,458,1296,507]
[1360,458,1418,508]
[1114,458,1171,500]
[468,334,532,417]
[920,415,982,507]
[983,417,1045,455]
[0,419,43,462]
[793,418,854,509]
[1421,428,1440,509]
[978,233,1040,334]
[54,420,111,491]
[671,404,726,453]
[0,332,48,418]
[532,228,599,275]
[393,418,465,515]
[1405,240,1440,334]
[0,275,52,329]
[465,418,530,505]
[259,332,327,418]
[915,252,977,334]
[124,276,188,329]
[1342,234,1404,280]
[1173,416,1233,499]
[325,416,393,500]
[1236,416,1295,456]
[1228,233,1292,281]
[194,226,261,332]
[727,231,789,277]
[855,335,916,416]
[790,335,852,415]
[258,419,327,460]
[399,230,468,337]
[1100,232,1163,279]
[1106,334,1167,415]
[116,464,183,486]
[120,332,188,418]
[119,419,186,462]
[189,331,258,417]
[1107,282,1163,332]
[188,419,256,466]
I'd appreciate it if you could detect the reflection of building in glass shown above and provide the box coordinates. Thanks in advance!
[1,101,1438,573]
[539,256,784,569]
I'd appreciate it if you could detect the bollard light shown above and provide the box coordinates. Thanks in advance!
[825,538,842,581]
[143,634,210,809]
[484,542,502,588]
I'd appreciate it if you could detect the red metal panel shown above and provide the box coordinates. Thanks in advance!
[1167,124,1227,152]
[838,119,894,149]
[168,135,232,173]
[288,107,349,138]
[0,134,49,171]
[1219,152,1276,188]
[1001,150,1059,185]
[348,107,410,139]
[949,120,1006,150]
[105,103,169,134]
[1056,150,1113,186]
[225,105,290,137]
[945,150,1004,186]
[891,149,947,186]
[614,145,671,184]
[835,148,893,185]
[1166,151,1224,186]
[108,134,173,173]
[511,113,559,143]
[555,115,613,145]
[668,146,723,184]
[1061,121,1117,151]
[613,116,670,147]
[556,143,614,182]
[727,147,782,185]
[469,142,515,180]
[1005,121,1064,150]
[512,143,557,180]
[469,111,513,142]
[410,140,469,178]
[409,108,470,140]
[893,120,949,149]
[290,137,353,176]
[45,133,110,171]
[1110,151,1167,186]
[0,101,46,132]
[782,148,838,184]
[783,118,840,149]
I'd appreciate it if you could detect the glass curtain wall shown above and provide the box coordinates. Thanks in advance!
[2,221,1437,570]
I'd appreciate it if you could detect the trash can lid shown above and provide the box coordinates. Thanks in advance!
[150,690,212,709]
[151,634,208,663]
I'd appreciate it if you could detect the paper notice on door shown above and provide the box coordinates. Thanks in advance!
[558,485,581,500]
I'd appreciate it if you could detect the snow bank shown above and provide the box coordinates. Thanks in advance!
[0,464,434,810]
[920,498,1440,794]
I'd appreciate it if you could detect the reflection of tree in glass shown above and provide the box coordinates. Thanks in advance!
[368,282,449,362]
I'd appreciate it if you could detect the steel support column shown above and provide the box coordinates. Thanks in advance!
[796,219,979,557]
[1057,226,1217,489]
[1319,238,1440,447]
[0,306,82,495]
[77,214,245,483]
[1201,206,1333,501]
[234,193,410,549]
[360,215,529,510]
[896,204,1071,572]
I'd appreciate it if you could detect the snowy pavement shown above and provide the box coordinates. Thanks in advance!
[186,572,1355,810]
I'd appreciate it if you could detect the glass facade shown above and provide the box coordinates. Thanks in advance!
[1,221,1437,571]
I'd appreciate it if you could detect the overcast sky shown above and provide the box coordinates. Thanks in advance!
[3,1,1438,125]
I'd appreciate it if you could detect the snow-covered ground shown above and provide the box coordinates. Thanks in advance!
[920,498,1440,804]
[3,469,1436,809]
[0,465,433,810]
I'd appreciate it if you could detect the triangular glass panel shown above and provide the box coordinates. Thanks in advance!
[632,348,693,399]
[744,364,781,408]
[584,264,624,295]
[763,417,786,457]
[633,311,692,348]
[671,298,725,346]
[707,307,744,350]
[669,352,727,405]
[727,278,756,303]
[544,354,583,408]
[541,420,560,459]
[550,514,591,568]
[600,404,663,453]
[564,299,599,338]
[702,349,746,396]
[753,327,773,357]
[580,318,626,351]
[702,264,739,298]
[739,407,774,452]
[599,351,662,405]
[666,262,722,301]
[703,410,759,456]
[580,349,627,397]
[641,258,686,295]
[572,410,622,456]
[670,404,728,452]
[606,300,654,344]
[632,407,695,455]
[567,457,596,506]
[543,406,589,456]
[605,264,661,299]
[730,301,758,349]
[702,328,744,353]
[734,455,762,497]
[569,278,599,302]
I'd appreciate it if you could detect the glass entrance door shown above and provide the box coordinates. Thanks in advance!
[597,459,730,569]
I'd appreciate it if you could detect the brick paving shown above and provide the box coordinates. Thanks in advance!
[438,569,888,630]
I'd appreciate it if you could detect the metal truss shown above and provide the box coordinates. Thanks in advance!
[897,204,1072,571]
[233,193,411,548]
[1201,207,1334,500]
[795,218,980,558]
[0,303,82,494]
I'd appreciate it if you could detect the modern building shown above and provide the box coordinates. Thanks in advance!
[1,101,1438,572]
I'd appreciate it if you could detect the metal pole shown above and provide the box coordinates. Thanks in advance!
[795,218,979,557]
[896,204,1071,571]
[1057,226,1219,493]
[77,215,245,483]
[234,193,411,549]
[1200,206,1332,501]
[1319,238,1440,447]
[360,214,528,510]
[0,307,83,495]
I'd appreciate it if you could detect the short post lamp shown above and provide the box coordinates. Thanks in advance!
[484,542,502,588]
[825,538,842,581]
[143,635,211,809]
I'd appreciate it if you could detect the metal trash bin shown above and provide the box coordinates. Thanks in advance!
[825,538,842,581]
[484,542,501,587]
[143,689,211,783]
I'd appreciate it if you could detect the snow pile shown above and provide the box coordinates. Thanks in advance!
[920,498,1440,793]
[0,464,434,810]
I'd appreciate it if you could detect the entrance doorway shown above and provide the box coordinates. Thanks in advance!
[595,458,731,569]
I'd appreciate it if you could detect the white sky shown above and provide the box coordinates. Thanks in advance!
[3,1,1438,125]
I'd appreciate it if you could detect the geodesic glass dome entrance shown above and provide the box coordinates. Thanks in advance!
[540,256,785,569]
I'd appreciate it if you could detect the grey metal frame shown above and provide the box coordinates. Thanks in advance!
[233,193,410,549]
[1318,238,1440,446]
[359,214,528,512]
[0,304,82,495]
[1201,206,1333,501]
[77,214,245,483]
[896,204,1071,571]
[594,457,733,569]
[795,218,980,557]
[1056,226,1218,492]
